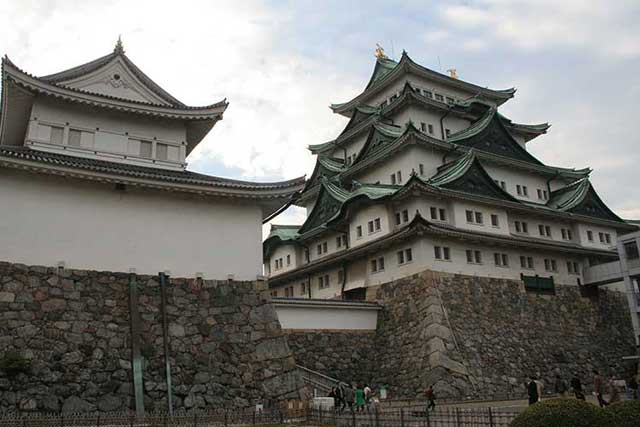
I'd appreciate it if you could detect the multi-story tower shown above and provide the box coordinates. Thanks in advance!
[264,48,637,299]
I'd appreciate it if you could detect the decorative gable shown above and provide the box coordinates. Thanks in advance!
[430,151,519,202]
[298,185,343,234]
[448,109,544,165]
[56,57,171,106]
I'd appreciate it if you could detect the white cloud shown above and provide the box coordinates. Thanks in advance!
[440,0,640,59]
[0,0,353,182]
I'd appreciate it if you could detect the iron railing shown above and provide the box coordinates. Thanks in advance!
[0,405,521,427]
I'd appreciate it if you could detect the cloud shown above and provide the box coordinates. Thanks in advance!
[439,0,640,59]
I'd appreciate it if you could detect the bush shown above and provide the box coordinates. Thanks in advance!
[604,400,640,427]
[510,398,606,427]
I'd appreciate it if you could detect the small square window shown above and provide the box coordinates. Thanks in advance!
[466,249,473,263]
[402,210,409,223]
[491,214,499,227]
[522,186,529,197]
[545,226,551,237]
[516,185,522,196]
[356,226,363,238]
[439,208,446,221]
[139,140,152,158]
[428,124,434,134]
[420,122,426,132]
[474,251,482,264]
[434,246,442,259]
[435,93,444,102]
[374,218,381,231]
[430,207,438,220]
[406,248,413,262]
[466,210,474,223]
[587,230,593,242]
[443,247,451,260]
[390,174,396,185]
[605,233,611,244]
[395,212,401,226]
[396,171,402,184]
[475,212,483,224]
[419,163,425,175]
[398,251,405,265]
[424,90,433,99]
[68,129,82,147]
[368,221,374,233]
[156,143,168,161]
[445,128,451,138]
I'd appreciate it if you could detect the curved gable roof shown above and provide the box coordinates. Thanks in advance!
[548,178,626,223]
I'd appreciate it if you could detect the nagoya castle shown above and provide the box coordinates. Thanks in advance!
[264,46,637,299]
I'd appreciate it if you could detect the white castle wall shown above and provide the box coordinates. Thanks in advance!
[0,169,263,280]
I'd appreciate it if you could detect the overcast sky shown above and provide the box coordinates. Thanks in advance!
[1,0,639,231]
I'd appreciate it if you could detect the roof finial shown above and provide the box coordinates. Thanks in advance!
[447,68,458,79]
[374,43,388,59]
[114,35,125,55]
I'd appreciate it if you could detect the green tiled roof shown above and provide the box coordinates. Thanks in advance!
[547,178,626,223]
[266,224,300,241]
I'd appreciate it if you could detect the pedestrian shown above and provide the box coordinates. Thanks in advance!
[527,376,539,406]
[344,383,355,412]
[554,374,568,398]
[425,385,436,411]
[593,370,608,407]
[355,383,366,412]
[328,386,337,409]
[364,384,372,404]
[608,376,621,404]
[570,374,585,400]
[335,383,345,412]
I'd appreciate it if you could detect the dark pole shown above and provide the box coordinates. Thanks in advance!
[129,273,145,416]
[159,272,173,415]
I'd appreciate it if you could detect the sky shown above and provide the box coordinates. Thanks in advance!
[1,0,639,234]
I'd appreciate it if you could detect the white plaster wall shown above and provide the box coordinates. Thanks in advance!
[268,244,299,276]
[450,200,510,236]
[350,204,392,248]
[307,231,347,263]
[576,223,618,249]
[275,304,378,330]
[354,145,443,185]
[483,164,550,204]
[27,97,187,166]
[392,197,451,226]
[0,169,263,280]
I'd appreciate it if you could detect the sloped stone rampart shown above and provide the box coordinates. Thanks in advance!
[283,270,635,400]
[0,262,303,413]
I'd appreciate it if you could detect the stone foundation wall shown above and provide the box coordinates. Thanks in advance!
[0,262,303,414]
[284,330,375,385]
[282,270,636,400]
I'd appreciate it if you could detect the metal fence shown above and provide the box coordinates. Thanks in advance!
[308,407,519,427]
[0,406,519,427]
[0,408,306,427]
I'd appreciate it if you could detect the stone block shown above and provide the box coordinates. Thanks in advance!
[0,292,15,303]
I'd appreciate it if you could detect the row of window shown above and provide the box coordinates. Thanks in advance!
[493,180,549,202]
[514,221,574,242]
[273,254,291,270]
[378,87,458,109]
[356,218,382,238]
[390,171,403,185]
[441,245,580,274]
[587,230,612,244]
[44,124,180,161]
[465,210,500,227]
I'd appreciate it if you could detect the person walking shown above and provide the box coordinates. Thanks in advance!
[608,376,621,404]
[344,383,355,412]
[527,376,539,406]
[355,384,366,413]
[571,374,585,400]
[328,387,337,410]
[425,385,436,411]
[554,374,568,398]
[593,370,608,407]
[335,383,345,412]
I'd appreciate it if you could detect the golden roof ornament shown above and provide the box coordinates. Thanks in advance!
[374,44,388,59]
[447,68,458,79]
